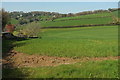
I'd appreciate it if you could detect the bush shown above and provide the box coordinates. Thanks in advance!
[18,22,41,38]
[19,19,28,25]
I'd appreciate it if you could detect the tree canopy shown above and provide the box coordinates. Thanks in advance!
[1,9,10,31]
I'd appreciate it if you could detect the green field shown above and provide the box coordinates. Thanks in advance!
[3,25,118,78]
[4,9,119,78]
[40,10,119,27]
[54,12,112,21]
[11,10,119,27]
[54,11,119,21]
[13,26,118,58]
[40,11,119,27]
[41,17,113,27]
[112,10,119,18]
[11,18,19,25]
[3,60,118,78]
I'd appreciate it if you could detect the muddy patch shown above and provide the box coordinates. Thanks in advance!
[2,50,78,68]
[2,50,120,68]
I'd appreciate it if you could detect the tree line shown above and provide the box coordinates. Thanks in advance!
[8,8,120,25]
[1,8,120,28]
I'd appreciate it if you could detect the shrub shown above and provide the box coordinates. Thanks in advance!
[19,19,28,25]
[112,17,120,25]
[18,22,41,38]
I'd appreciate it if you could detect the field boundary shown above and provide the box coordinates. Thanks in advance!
[42,24,118,29]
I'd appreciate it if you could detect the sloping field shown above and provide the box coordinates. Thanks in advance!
[41,17,113,27]
[2,26,118,78]
[11,10,119,27]
[54,12,112,21]
[40,10,119,27]
[3,10,119,78]
[112,10,119,18]
[12,26,118,58]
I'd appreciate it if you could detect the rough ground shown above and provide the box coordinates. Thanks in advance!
[2,50,120,68]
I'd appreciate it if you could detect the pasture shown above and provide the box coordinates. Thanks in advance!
[13,26,118,58]
[41,17,113,27]
[54,12,112,21]
[40,11,118,27]
[3,8,119,78]
[2,25,119,78]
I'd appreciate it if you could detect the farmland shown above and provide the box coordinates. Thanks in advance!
[40,11,119,27]
[2,25,119,78]
[13,26,118,58]
[11,10,119,28]
[54,12,112,21]
[2,7,119,78]
[41,17,113,27]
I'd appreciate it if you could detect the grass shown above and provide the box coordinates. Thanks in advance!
[39,15,53,20]
[41,17,113,27]
[10,10,119,28]
[2,26,119,78]
[10,18,19,25]
[3,10,119,78]
[54,12,112,21]
[40,10,119,27]
[112,10,120,18]
[2,40,14,53]
[3,60,118,78]
[13,26,118,58]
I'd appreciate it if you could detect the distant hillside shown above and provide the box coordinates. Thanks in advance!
[40,10,120,28]
[54,12,112,21]
[10,8,120,28]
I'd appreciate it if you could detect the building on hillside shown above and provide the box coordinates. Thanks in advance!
[5,24,15,33]
[2,24,15,39]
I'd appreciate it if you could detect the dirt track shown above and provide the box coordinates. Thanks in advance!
[2,50,120,68]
